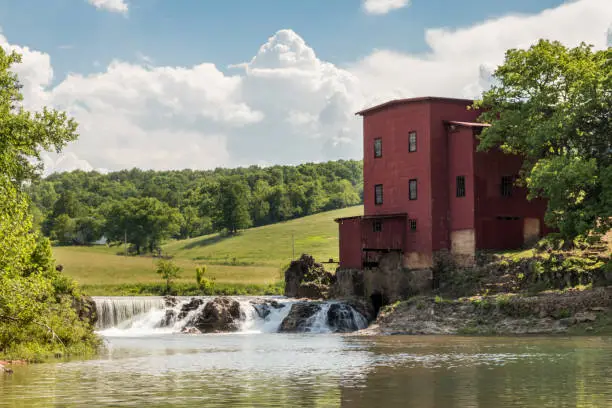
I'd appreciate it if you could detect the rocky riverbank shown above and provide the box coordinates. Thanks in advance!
[358,287,612,336]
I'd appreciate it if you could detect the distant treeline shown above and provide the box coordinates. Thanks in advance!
[27,160,363,253]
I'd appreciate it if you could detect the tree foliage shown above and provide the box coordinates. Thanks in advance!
[156,259,181,294]
[27,160,364,248]
[103,197,182,254]
[0,48,98,359]
[476,40,611,239]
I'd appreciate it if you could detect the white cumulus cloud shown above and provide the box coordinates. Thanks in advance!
[87,0,128,14]
[363,0,411,15]
[2,0,611,175]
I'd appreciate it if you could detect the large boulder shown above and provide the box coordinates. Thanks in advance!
[284,254,335,299]
[177,298,205,320]
[72,295,98,327]
[278,302,322,332]
[297,282,328,299]
[189,297,244,333]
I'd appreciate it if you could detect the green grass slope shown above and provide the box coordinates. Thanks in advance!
[53,206,363,295]
[164,206,363,266]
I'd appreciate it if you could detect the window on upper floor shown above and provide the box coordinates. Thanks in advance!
[373,220,382,232]
[375,184,383,205]
[456,176,466,197]
[374,138,382,158]
[409,219,417,231]
[501,176,513,197]
[408,131,417,152]
[409,179,417,200]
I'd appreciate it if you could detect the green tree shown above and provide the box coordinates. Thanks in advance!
[218,177,252,234]
[50,214,76,245]
[156,259,181,294]
[195,265,215,294]
[103,197,182,254]
[0,48,98,359]
[475,40,611,239]
[74,215,105,245]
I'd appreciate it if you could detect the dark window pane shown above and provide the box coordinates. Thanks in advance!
[501,176,513,197]
[409,179,417,200]
[374,138,382,158]
[373,220,382,232]
[409,131,417,152]
[456,176,466,197]
[409,219,417,231]
[375,184,383,205]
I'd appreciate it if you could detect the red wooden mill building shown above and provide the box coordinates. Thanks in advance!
[335,97,549,270]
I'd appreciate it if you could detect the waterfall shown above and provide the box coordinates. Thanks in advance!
[94,296,166,329]
[92,296,369,336]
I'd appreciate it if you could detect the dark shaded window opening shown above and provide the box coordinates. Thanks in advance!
[409,179,417,200]
[501,176,513,197]
[408,131,417,152]
[375,184,383,205]
[496,216,520,221]
[373,220,382,232]
[374,138,382,158]
[409,219,417,231]
[456,175,466,197]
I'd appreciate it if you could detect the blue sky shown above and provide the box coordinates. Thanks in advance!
[1,0,567,82]
[0,0,609,173]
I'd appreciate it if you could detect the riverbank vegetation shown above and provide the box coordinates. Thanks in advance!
[0,49,99,361]
[53,206,361,295]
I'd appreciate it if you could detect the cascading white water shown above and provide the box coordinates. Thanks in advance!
[95,296,166,329]
[93,296,368,336]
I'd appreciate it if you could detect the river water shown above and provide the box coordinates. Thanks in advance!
[1,296,611,407]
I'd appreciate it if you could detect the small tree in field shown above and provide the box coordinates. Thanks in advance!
[195,265,215,294]
[156,259,181,294]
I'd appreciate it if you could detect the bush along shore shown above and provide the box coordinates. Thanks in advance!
[359,246,612,336]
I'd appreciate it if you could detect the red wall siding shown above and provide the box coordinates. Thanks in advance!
[474,148,548,249]
[338,218,362,269]
[429,101,480,250]
[448,127,476,231]
[362,102,432,255]
[362,218,406,250]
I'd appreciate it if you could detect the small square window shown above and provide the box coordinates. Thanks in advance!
[501,176,513,197]
[408,131,417,152]
[374,138,382,158]
[409,219,417,231]
[375,184,383,205]
[373,220,382,232]
[409,179,417,200]
[456,176,466,197]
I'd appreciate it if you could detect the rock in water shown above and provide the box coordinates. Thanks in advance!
[190,297,243,333]
[177,298,205,320]
[327,303,365,332]
[297,282,328,299]
[159,310,176,327]
[279,302,322,332]
[250,299,285,319]
[284,254,335,299]
[164,296,179,307]
[72,295,98,327]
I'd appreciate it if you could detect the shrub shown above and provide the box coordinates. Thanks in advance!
[156,259,182,294]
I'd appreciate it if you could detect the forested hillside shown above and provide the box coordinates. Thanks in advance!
[28,161,363,253]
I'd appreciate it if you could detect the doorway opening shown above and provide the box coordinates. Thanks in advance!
[370,293,389,317]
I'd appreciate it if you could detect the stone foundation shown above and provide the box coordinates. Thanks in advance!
[450,229,476,266]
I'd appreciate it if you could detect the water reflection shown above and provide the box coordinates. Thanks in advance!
[1,335,611,407]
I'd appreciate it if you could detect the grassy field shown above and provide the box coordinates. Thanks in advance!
[53,206,363,295]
